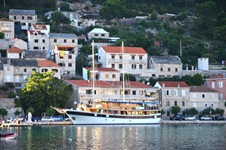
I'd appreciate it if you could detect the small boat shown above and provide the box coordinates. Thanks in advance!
[0,132,17,140]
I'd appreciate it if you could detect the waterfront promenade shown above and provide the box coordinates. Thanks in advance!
[1,120,226,127]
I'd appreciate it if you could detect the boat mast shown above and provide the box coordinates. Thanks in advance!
[92,40,95,102]
[122,41,125,102]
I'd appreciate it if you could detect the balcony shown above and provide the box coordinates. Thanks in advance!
[109,59,123,63]
[130,59,147,64]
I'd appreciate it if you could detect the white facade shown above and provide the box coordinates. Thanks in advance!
[198,58,209,71]
[0,18,14,39]
[87,28,109,41]
[98,46,148,74]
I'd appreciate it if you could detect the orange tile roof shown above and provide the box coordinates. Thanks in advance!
[66,80,113,88]
[106,81,152,88]
[0,18,14,22]
[8,47,23,53]
[32,24,47,30]
[158,81,189,87]
[85,67,119,72]
[208,73,225,79]
[101,46,147,54]
[190,86,218,92]
[38,60,60,67]
[56,45,75,48]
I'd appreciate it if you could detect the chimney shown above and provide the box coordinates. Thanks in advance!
[162,83,165,87]
[178,84,180,88]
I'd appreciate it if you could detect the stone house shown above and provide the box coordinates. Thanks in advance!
[87,28,109,41]
[0,18,14,39]
[38,60,62,79]
[149,56,183,78]
[7,47,24,59]
[11,38,27,50]
[9,9,37,31]
[154,81,190,118]
[189,86,220,112]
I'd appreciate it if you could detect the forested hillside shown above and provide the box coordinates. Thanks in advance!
[0,0,226,68]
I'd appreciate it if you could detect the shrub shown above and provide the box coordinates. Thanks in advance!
[0,85,9,91]
[8,92,16,98]
[5,82,14,88]
[14,98,21,107]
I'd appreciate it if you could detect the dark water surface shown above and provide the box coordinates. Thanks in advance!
[1,124,226,150]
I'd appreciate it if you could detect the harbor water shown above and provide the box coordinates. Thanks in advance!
[1,124,226,150]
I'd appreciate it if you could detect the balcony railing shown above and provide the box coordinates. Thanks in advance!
[130,59,147,64]
[1,27,11,31]
[109,59,123,63]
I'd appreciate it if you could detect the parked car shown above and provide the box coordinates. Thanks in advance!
[170,114,185,120]
[185,116,196,121]
[200,116,212,120]
[32,117,41,122]
[214,116,225,120]
[41,116,54,122]
[50,115,63,122]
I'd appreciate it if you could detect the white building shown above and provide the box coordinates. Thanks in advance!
[87,28,109,41]
[98,46,148,74]
[198,58,209,71]
[0,18,14,39]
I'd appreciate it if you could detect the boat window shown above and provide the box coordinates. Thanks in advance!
[71,117,76,120]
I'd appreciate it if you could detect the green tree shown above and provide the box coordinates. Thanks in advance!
[51,11,71,25]
[183,107,198,116]
[99,0,126,23]
[201,107,215,116]
[60,2,71,11]
[14,109,21,117]
[19,71,71,116]
[151,11,157,20]
[0,108,8,119]
[215,108,224,116]
[46,108,56,116]
[171,106,181,115]
[0,32,4,39]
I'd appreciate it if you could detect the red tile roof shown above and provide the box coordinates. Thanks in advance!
[66,80,113,88]
[8,47,23,53]
[32,24,47,30]
[190,86,218,92]
[66,80,152,88]
[29,31,42,35]
[101,46,147,54]
[85,67,119,72]
[158,81,189,87]
[208,73,226,79]
[38,60,60,67]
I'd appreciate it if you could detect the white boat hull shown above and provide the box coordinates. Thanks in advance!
[66,110,161,125]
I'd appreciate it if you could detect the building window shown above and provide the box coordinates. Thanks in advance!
[174,101,177,106]
[220,94,223,100]
[42,39,45,43]
[32,68,36,72]
[139,91,143,95]
[166,101,170,106]
[68,55,72,59]
[131,55,135,59]
[205,104,208,107]
[160,68,163,71]
[182,90,186,96]
[111,55,115,59]
[152,74,156,77]
[34,33,38,36]
[139,56,142,60]
[22,16,24,20]
[105,74,109,78]
[34,39,38,43]
[202,94,205,98]
[219,82,223,88]
[175,68,178,72]
[119,64,122,68]
[119,55,123,59]
[168,68,170,72]
[139,65,142,69]
[132,64,136,69]
[111,64,115,68]
[101,34,105,37]
[193,94,196,98]
[182,101,185,106]
[166,90,170,96]
[24,68,27,72]
[58,63,65,67]
[68,63,72,67]
[94,34,98,37]
[27,16,32,20]
[132,91,136,95]
[174,89,178,96]
[72,40,75,43]
[112,74,116,78]
[52,69,58,73]
[64,39,67,43]
[33,46,39,50]
[212,82,215,88]
[54,39,57,43]
[43,47,45,50]
[211,104,214,108]
[14,16,16,20]
[42,69,48,72]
